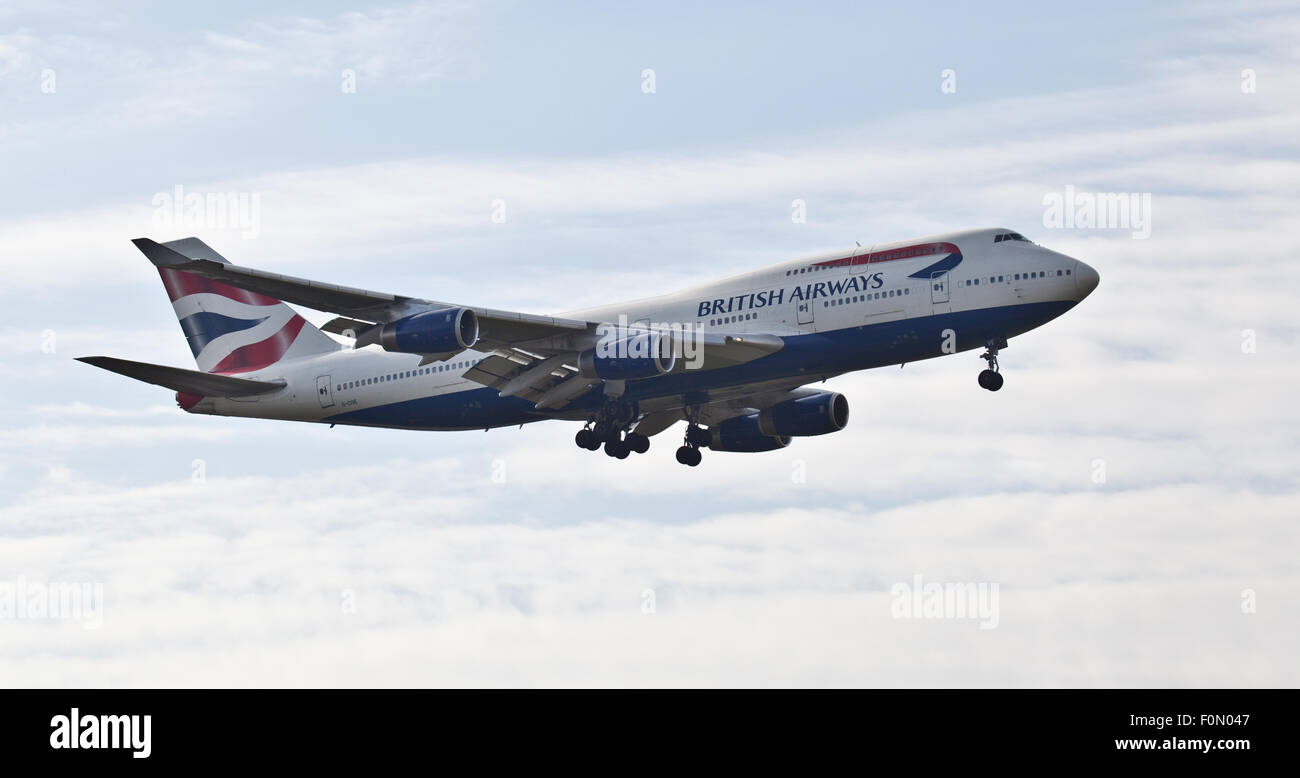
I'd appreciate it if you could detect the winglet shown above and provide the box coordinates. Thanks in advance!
[131,237,193,267]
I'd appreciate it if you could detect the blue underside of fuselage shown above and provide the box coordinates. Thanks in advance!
[322,300,1076,430]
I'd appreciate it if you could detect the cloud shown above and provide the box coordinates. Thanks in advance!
[0,2,472,142]
[0,470,1294,686]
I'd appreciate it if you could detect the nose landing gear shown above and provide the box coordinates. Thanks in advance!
[978,338,1006,391]
[675,408,708,467]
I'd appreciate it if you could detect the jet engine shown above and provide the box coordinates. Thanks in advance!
[708,413,791,452]
[757,391,849,437]
[578,332,676,380]
[379,308,479,354]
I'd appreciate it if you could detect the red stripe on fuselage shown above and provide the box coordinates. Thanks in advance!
[811,241,960,270]
[210,315,307,374]
[158,267,284,306]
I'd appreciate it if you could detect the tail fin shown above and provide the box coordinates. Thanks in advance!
[138,238,341,374]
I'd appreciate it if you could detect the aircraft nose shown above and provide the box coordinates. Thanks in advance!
[1074,260,1099,300]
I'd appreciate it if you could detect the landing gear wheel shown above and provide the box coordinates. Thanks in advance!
[978,339,1006,392]
[625,432,650,454]
[605,439,630,459]
[575,428,597,449]
[685,425,710,447]
[675,445,702,466]
[978,369,1004,392]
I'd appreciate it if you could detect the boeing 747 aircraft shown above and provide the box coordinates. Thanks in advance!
[79,228,1098,466]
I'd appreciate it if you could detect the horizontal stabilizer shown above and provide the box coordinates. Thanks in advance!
[76,356,285,397]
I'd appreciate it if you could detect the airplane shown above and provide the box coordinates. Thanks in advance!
[78,228,1099,466]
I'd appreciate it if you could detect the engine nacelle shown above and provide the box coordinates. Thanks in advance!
[758,391,849,437]
[708,413,791,453]
[578,332,676,380]
[379,308,478,354]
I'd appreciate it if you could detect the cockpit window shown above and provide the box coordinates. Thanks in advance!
[994,232,1031,243]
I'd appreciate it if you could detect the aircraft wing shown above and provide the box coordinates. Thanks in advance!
[696,384,829,425]
[130,238,592,352]
[76,356,286,397]
[628,380,838,437]
[464,332,786,409]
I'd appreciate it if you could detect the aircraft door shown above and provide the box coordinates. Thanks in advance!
[930,271,950,304]
[316,375,334,408]
[796,299,815,326]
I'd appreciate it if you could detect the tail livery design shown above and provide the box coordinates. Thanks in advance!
[141,238,339,374]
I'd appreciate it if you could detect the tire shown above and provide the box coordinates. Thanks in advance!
[978,369,1002,391]
[625,433,650,454]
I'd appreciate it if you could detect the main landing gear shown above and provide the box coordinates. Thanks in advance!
[674,407,708,467]
[978,338,1006,392]
[574,401,708,467]
[574,400,650,459]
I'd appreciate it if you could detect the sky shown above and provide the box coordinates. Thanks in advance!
[1,0,1297,686]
